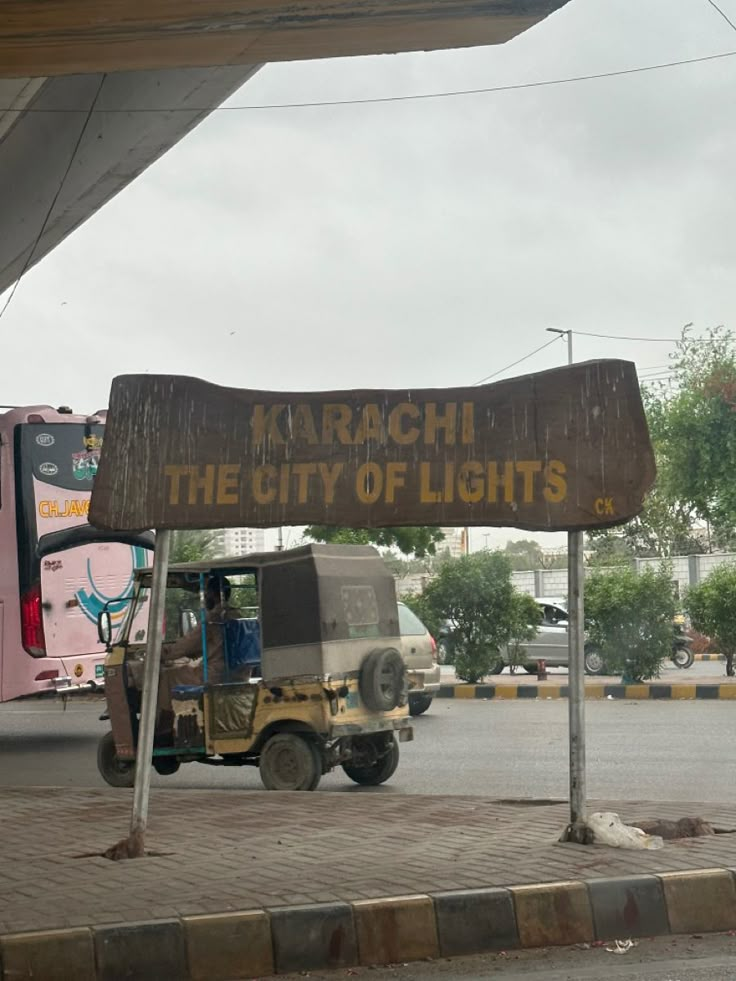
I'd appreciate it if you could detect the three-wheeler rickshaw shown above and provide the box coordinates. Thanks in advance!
[96,543,413,791]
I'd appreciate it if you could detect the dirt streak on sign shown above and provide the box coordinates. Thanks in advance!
[89,361,655,533]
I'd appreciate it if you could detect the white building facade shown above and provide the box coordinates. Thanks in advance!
[213,527,266,557]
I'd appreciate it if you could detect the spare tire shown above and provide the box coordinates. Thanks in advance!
[359,648,408,712]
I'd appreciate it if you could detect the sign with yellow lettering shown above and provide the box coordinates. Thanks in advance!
[89,361,655,532]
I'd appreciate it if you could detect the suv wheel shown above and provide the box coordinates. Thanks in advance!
[408,693,433,716]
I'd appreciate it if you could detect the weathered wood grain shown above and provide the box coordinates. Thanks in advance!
[89,361,656,533]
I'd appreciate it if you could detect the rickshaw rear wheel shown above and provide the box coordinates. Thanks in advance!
[343,736,399,786]
[259,733,322,791]
[97,731,136,788]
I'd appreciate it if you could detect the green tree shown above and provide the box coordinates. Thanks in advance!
[169,529,219,564]
[584,564,676,681]
[419,551,539,683]
[304,525,444,558]
[685,563,736,676]
[647,325,736,541]
[586,484,701,562]
[504,539,544,570]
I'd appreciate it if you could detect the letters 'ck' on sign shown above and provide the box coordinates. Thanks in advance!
[89,361,655,533]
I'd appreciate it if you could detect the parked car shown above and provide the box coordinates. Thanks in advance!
[439,598,603,675]
[397,602,441,716]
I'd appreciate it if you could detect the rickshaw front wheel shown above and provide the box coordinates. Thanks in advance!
[97,731,136,789]
[259,733,322,791]
[153,756,181,776]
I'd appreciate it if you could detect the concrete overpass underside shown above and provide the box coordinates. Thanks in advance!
[0,1,568,295]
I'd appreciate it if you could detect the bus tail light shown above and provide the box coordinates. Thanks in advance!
[21,583,47,656]
[35,669,59,681]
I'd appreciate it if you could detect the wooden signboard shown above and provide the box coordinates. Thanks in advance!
[89,360,655,533]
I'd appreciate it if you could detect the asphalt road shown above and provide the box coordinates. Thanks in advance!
[1,684,732,801]
[273,934,736,981]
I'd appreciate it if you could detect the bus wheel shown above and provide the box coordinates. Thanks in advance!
[343,736,399,786]
[97,731,136,788]
[259,733,322,791]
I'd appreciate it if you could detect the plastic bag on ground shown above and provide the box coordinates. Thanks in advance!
[587,811,664,849]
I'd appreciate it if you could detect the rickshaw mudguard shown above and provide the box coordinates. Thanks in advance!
[104,646,136,760]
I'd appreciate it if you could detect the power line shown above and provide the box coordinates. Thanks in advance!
[0,75,107,324]
[705,0,736,33]
[573,329,711,344]
[1,49,736,115]
[473,334,564,386]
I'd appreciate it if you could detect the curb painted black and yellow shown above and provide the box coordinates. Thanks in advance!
[439,682,736,700]
[3,869,736,979]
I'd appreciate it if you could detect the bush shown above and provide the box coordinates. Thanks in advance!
[584,564,676,681]
[421,551,538,683]
[685,563,736,676]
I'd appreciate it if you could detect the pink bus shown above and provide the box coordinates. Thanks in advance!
[0,405,154,701]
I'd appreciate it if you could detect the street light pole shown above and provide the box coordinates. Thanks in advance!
[546,327,587,839]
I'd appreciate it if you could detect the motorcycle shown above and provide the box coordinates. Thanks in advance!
[671,616,694,669]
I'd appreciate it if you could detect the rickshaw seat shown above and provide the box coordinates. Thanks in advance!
[171,684,206,698]
[222,618,261,675]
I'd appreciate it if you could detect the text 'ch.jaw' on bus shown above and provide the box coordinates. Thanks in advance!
[0,404,154,702]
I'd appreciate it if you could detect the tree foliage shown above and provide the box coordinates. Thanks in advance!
[586,483,702,562]
[418,551,539,683]
[502,539,566,570]
[169,529,219,564]
[584,564,677,681]
[646,325,736,542]
[584,326,736,558]
[685,563,736,676]
[304,525,445,558]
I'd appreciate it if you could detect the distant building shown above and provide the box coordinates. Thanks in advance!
[440,527,465,559]
[212,527,265,557]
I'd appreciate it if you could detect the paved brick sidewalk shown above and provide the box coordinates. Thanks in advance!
[1,788,735,936]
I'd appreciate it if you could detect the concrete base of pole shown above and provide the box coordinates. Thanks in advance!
[102,828,146,861]
[559,822,593,845]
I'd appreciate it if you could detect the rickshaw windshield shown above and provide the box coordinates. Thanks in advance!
[120,571,259,648]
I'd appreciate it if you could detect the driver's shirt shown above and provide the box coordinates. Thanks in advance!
[161,603,242,684]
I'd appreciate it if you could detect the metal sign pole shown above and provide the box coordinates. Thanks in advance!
[561,327,587,837]
[567,528,587,834]
[129,528,171,857]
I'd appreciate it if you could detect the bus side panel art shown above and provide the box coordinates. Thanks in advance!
[2,415,152,700]
[41,541,149,660]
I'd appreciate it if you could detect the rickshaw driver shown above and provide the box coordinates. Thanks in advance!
[129,575,247,737]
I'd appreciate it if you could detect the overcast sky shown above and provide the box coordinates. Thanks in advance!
[2,0,735,550]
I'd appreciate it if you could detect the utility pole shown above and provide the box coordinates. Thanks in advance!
[546,327,587,838]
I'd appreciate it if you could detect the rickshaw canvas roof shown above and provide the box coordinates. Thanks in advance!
[135,542,384,583]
